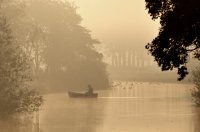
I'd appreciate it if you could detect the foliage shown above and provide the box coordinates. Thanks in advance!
[0,0,109,91]
[0,15,42,118]
[191,66,200,106]
[0,0,47,76]
[145,0,200,80]
[27,0,109,90]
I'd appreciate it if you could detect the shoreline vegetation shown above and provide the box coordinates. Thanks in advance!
[0,14,43,119]
[0,0,109,118]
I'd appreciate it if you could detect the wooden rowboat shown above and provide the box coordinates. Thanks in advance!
[68,91,98,98]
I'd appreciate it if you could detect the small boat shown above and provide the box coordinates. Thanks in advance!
[68,91,98,98]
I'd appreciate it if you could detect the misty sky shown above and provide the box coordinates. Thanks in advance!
[70,0,160,49]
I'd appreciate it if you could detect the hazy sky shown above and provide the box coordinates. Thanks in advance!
[70,0,160,49]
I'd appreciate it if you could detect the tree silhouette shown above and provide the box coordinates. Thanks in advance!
[145,0,200,80]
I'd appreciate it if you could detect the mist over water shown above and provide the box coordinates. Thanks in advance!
[40,82,196,132]
[0,0,199,132]
[1,82,199,132]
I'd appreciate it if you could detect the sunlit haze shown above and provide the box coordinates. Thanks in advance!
[71,0,159,49]
[0,0,199,132]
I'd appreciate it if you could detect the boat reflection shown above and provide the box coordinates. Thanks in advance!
[39,94,107,132]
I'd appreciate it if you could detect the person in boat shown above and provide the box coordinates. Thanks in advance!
[86,84,94,95]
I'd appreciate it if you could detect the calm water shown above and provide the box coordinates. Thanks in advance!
[1,82,200,132]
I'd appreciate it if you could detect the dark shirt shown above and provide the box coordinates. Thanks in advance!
[88,87,93,94]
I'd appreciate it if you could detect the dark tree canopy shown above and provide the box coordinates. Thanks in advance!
[145,0,200,80]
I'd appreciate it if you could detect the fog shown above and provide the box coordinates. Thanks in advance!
[0,0,199,132]
[72,0,159,46]
[71,0,198,83]
[73,0,159,53]
[69,0,197,82]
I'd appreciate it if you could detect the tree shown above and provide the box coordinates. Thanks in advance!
[0,0,109,91]
[145,0,200,80]
[26,0,109,90]
[0,15,42,118]
[0,0,47,77]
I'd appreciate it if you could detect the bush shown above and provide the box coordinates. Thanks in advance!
[0,15,43,118]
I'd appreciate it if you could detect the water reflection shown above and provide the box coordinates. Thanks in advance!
[101,82,195,132]
[193,108,200,132]
[40,94,106,132]
[39,82,199,132]
[0,113,39,132]
[2,82,200,132]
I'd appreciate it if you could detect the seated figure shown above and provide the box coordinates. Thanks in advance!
[87,84,93,95]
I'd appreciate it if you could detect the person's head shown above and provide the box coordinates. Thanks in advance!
[88,84,92,88]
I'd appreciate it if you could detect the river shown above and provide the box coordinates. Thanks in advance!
[1,81,200,132]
